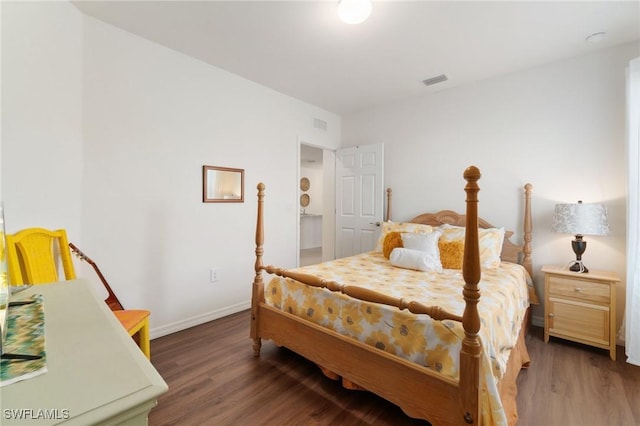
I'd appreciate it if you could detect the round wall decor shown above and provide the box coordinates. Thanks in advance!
[300,177,310,191]
[300,193,310,207]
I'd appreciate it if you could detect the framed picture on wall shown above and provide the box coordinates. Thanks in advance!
[202,165,244,203]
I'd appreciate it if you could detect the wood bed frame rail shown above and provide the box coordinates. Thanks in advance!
[250,166,532,425]
[261,265,464,323]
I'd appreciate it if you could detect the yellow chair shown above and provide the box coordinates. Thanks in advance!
[6,228,75,285]
[6,228,151,359]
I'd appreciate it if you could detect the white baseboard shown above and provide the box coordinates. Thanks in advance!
[150,300,251,340]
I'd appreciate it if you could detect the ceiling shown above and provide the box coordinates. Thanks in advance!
[72,1,640,115]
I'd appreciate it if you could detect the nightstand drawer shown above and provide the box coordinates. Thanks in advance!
[548,297,610,345]
[548,276,610,303]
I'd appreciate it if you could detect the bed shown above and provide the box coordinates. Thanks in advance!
[250,166,535,426]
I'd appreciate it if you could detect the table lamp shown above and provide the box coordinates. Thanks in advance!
[551,200,610,273]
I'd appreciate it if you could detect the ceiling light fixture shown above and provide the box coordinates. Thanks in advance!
[337,0,372,25]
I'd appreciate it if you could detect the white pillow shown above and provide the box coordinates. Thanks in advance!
[390,247,443,272]
[401,231,441,253]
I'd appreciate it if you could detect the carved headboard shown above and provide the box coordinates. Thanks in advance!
[385,183,533,278]
[408,210,521,265]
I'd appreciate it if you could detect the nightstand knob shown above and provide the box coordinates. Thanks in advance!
[548,313,554,317]
[574,287,582,292]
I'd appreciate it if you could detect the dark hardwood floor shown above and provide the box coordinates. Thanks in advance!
[148,310,640,426]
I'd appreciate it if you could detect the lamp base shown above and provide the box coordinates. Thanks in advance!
[568,260,589,273]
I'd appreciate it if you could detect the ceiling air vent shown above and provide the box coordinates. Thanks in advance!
[313,118,328,131]
[422,74,448,87]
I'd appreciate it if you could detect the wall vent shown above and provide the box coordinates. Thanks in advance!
[422,74,448,86]
[313,118,328,131]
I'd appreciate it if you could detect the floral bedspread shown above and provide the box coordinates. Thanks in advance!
[264,251,531,425]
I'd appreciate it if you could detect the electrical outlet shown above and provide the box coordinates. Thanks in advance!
[210,268,219,283]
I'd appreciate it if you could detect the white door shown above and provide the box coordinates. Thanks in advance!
[335,144,384,258]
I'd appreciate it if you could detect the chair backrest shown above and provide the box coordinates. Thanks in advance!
[6,228,76,285]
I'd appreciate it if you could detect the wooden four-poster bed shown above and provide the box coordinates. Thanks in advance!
[250,166,535,425]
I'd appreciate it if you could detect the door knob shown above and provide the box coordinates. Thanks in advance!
[370,221,381,227]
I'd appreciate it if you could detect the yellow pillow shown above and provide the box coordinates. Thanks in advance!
[438,240,464,269]
[383,231,404,259]
[375,221,433,252]
[437,224,505,269]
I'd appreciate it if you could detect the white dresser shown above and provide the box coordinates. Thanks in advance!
[0,279,168,425]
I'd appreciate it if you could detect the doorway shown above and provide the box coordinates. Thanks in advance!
[299,144,324,266]
[335,143,384,258]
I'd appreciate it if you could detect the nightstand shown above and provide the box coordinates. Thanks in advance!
[542,265,619,360]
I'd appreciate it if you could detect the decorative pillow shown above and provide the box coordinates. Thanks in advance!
[389,247,443,272]
[382,231,404,259]
[478,227,505,269]
[438,240,464,269]
[437,224,505,269]
[437,224,466,242]
[375,221,434,252]
[401,231,441,253]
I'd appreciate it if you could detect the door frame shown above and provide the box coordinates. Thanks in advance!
[297,140,336,266]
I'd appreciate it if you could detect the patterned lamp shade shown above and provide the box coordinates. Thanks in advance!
[552,201,610,236]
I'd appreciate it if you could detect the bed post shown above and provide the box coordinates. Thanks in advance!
[459,166,482,425]
[522,183,533,278]
[250,183,266,356]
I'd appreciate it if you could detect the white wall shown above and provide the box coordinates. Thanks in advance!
[1,1,84,240]
[1,2,341,338]
[80,15,340,337]
[0,3,3,200]
[342,42,639,330]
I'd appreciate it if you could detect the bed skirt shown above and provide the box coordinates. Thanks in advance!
[317,308,532,426]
